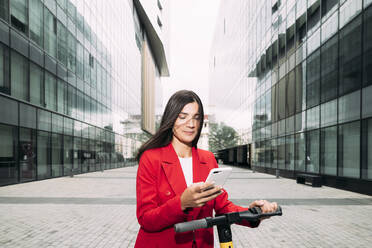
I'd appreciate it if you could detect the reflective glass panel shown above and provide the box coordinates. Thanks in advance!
[306,129,320,173]
[295,132,306,171]
[30,62,44,106]
[29,0,43,47]
[0,43,10,95]
[0,124,18,185]
[339,15,362,95]
[10,0,28,34]
[338,90,360,123]
[11,51,28,101]
[363,6,372,87]
[19,127,36,182]
[338,121,360,178]
[44,7,57,58]
[321,126,337,175]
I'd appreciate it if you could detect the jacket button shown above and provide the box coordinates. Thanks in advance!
[165,191,171,196]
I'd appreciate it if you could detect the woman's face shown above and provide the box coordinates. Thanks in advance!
[172,102,201,146]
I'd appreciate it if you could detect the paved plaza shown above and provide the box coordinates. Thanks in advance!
[0,165,372,248]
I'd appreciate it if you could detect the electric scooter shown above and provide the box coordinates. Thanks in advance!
[174,206,283,248]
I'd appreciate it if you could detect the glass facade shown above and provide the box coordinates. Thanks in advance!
[210,0,372,192]
[0,0,168,186]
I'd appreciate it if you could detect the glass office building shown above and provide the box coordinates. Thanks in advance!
[0,0,169,186]
[210,0,372,194]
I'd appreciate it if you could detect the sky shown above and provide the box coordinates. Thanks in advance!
[161,0,221,114]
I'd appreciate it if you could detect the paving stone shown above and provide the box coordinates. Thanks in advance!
[0,165,371,247]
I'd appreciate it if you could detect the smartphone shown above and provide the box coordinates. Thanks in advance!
[205,167,232,188]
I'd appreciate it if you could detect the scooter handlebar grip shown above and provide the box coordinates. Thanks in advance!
[174,219,208,233]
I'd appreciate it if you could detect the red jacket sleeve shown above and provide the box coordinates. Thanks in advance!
[136,152,188,232]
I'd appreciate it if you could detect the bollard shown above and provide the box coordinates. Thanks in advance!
[276,169,279,178]
[252,166,255,173]
[70,168,74,177]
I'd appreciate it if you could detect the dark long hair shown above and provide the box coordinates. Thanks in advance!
[136,90,204,161]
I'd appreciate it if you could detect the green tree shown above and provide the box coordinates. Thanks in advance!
[208,122,238,152]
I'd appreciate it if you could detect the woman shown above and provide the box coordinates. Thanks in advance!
[135,90,277,247]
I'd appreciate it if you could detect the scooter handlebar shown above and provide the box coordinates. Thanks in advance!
[174,218,208,233]
[174,206,283,233]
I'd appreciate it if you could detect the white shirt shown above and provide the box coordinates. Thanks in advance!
[178,156,193,187]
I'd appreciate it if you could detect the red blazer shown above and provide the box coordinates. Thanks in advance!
[135,143,258,248]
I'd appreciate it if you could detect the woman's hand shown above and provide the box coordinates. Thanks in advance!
[249,199,278,219]
[180,182,223,210]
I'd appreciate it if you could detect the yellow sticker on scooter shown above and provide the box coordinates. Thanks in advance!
[220,241,233,248]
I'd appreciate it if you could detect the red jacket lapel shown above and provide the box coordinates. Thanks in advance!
[160,143,187,196]
[160,143,212,219]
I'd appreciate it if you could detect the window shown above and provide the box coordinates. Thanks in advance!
[277,137,285,169]
[295,132,306,171]
[340,0,362,28]
[67,32,76,73]
[57,0,67,10]
[362,85,372,118]
[278,77,286,120]
[339,15,362,96]
[0,0,8,21]
[0,96,18,125]
[338,121,360,178]
[11,51,28,101]
[45,71,57,111]
[265,90,271,125]
[84,93,90,122]
[321,35,338,103]
[84,48,90,82]
[307,29,320,55]
[321,10,338,43]
[30,62,44,106]
[77,89,84,120]
[38,109,51,132]
[37,130,51,179]
[10,0,28,34]
[307,1,320,35]
[51,133,63,177]
[0,43,10,95]
[306,105,320,130]
[321,99,337,127]
[306,50,320,108]
[76,42,84,79]
[67,0,76,21]
[295,63,306,113]
[363,6,372,87]
[320,126,337,175]
[285,134,295,170]
[338,90,360,123]
[63,135,73,176]
[306,129,320,173]
[73,136,81,173]
[20,103,36,129]
[321,0,338,20]
[29,0,43,47]
[57,21,67,66]
[365,0,372,8]
[19,127,36,182]
[52,113,63,134]
[286,70,295,117]
[44,7,57,58]
[67,85,76,118]
[271,84,278,122]
[362,118,372,179]
[0,124,18,185]
[57,79,66,114]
